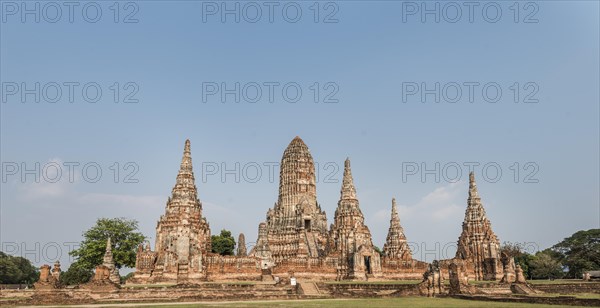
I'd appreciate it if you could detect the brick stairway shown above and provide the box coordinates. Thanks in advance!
[299,281,321,296]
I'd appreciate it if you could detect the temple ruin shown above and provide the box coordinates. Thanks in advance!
[130,137,506,283]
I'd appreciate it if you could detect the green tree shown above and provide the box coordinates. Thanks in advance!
[69,217,146,270]
[515,254,535,279]
[60,261,93,286]
[211,229,236,256]
[551,229,600,278]
[0,252,39,284]
[530,250,564,280]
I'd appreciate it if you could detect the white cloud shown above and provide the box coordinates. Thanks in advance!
[373,181,465,226]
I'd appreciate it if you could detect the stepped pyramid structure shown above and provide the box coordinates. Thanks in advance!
[455,172,502,280]
[329,158,382,279]
[382,198,412,261]
[262,136,329,262]
[132,139,212,283]
[102,238,121,284]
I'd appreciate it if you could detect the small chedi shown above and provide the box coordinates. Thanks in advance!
[83,238,121,290]
[102,238,121,284]
[382,198,412,261]
[453,172,503,280]
[130,137,506,283]
[34,261,61,289]
[380,197,428,279]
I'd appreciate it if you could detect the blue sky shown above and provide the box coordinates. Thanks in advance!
[1,1,598,268]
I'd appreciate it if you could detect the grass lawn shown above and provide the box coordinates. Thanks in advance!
[129,297,582,308]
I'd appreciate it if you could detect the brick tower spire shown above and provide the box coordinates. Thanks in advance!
[151,139,212,281]
[456,172,502,280]
[330,158,381,279]
[382,198,412,260]
[263,136,329,262]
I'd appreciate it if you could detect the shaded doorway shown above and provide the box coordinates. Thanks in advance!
[364,256,372,274]
[304,219,311,230]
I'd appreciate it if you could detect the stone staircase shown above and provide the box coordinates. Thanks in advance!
[299,281,321,297]
[305,231,318,258]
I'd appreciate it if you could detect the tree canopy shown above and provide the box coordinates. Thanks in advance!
[529,250,564,280]
[551,229,600,278]
[69,217,146,270]
[60,261,93,286]
[211,229,236,256]
[0,252,38,284]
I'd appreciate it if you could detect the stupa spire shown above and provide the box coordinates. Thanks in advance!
[106,237,112,252]
[330,159,381,278]
[383,198,412,260]
[391,198,399,222]
[102,237,120,284]
[468,171,480,200]
[340,158,357,200]
[176,139,193,185]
